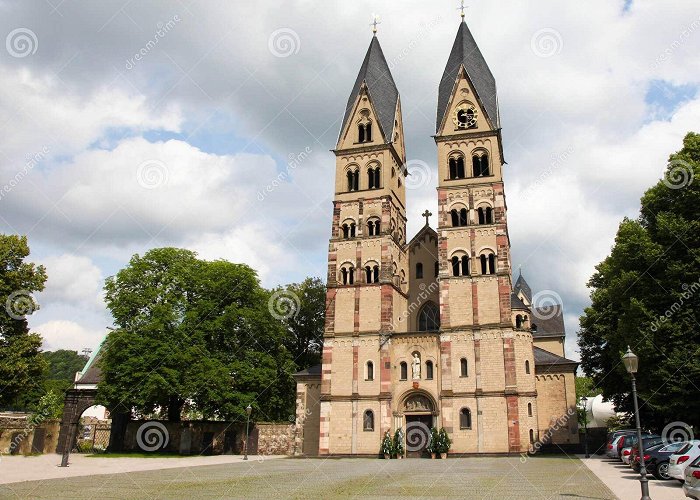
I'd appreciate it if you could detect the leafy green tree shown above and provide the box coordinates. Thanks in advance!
[98,248,295,423]
[33,389,64,420]
[277,277,326,370]
[575,376,598,399]
[43,349,88,382]
[579,132,700,430]
[0,234,48,408]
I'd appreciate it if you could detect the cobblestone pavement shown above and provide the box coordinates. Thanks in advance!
[0,455,619,499]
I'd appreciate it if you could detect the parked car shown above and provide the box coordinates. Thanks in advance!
[629,436,664,470]
[617,433,653,460]
[621,434,660,464]
[669,440,700,482]
[683,456,700,499]
[607,435,626,458]
[632,441,686,479]
[606,431,636,458]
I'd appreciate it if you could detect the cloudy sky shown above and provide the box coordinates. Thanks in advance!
[1,0,698,359]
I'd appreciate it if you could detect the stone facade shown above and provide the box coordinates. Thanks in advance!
[294,21,578,457]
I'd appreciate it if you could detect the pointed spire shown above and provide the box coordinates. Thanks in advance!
[339,35,399,145]
[436,20,499,133]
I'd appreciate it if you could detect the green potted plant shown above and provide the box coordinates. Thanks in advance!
[381,431,393,459]
[427,427,439,459]
[393,428,404,459]
[438,428,451,459]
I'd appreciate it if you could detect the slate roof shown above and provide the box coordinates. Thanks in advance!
[76,347,103,385]
[339,35,399,145]
[437,21,499,132]
[513,273,532,303]
[533,346,578,369]
[532,304,566,338]
[510,292,529,311]
[408,224,438,249]
[293,364,322,379]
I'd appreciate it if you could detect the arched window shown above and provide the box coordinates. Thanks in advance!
[418,302,440,332]
[451,256,460,277]
[485,207,493,224]
[450,207,468,227]
[374,167,380,189]
[425,360,434,380]
[368,168,374,189]
[367,220,374,236]
[365,123,372,142]
[434,261,439,277]
[525,360,531,374]
[528,402,533,417]
[451,252,469,276]
[416,263,423,279]
[460,408,472,429]
[460,358,468,377]
[516,314,523,329]
[473,152,489,177]
[373,265,379,283]
[400,362,408,380]
[363,410,374,431]
[366,361,374,381]
[367,218,381,236]
[365,264,379,284]
[480,253,495,275]
[529,429,535,444]
[358,124,365,143]
[449,154,466,180]
[340,265,354,285]
[477,206,493,225]
[342,224,350,239]
[347,169,359,191]
[461,255,470,276]
[350,223,356,238]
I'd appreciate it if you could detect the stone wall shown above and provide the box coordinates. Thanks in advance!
[0,415,60,455]
[256,423,295,456]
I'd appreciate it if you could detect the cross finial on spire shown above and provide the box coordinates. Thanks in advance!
[422,209,432,226]
[457,0,467,19]
[370,14,381,35]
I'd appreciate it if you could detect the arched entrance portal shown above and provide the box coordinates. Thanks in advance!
[397,391,438,458]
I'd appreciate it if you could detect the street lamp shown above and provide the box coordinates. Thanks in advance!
[580,396,589,458]
[244,404,252,461]
[622,346,651,500]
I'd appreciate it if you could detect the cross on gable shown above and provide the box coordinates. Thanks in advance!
[422,209,432,226]
[370,15,381,34]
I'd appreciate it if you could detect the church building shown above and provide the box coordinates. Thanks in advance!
[294,17,579,457]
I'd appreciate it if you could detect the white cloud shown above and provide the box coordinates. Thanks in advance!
[35,319,104,353]
[36,253,104,309]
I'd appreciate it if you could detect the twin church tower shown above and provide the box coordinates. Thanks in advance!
[293,18,578,456]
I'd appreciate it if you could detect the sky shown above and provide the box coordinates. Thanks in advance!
[1,0,699,360]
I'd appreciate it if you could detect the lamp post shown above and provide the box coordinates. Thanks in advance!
[244,404,252,460]
[581,396,590,458]
[622,346,651,500]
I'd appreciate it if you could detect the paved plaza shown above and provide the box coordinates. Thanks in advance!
[1,455,618,500]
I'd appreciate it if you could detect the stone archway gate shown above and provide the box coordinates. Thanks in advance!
[56,388,98,456]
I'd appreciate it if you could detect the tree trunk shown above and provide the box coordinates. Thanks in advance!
[168,397,182,422]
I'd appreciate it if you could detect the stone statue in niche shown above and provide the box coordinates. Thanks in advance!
[412,353,421,379]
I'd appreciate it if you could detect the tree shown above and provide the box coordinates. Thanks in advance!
[579,132,700,430]
[574,376,598,399]
[277,277,326,370]
[0,234,48,408]
[97,248,295,423]
[43,349,88,382]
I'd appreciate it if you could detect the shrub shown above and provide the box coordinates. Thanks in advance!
[381,431,393,456]
[393,428,404,457]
